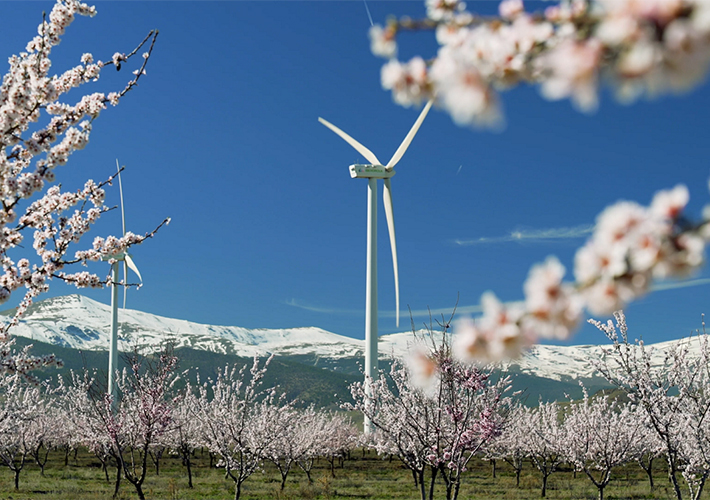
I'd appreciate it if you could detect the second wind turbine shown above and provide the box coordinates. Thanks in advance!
[319,99,433,431]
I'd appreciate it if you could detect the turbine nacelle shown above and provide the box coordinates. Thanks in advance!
[349,164,396,179]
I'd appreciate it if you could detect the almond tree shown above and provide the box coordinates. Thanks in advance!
[59,369,118,488]
[0,0,167,378]
[593,311,710,500]
[518,401,566,498]
[563,388,646,500]
[632,423,664,492]
[251,399,298,490]
[112,349,180,500]
[60,348,180,500]
[0,374,49,489]
[483,401,527,487]
[346,324,510,500]
[194,356,277,500]
[164,383,202,489]
[320,412,358,478]
[22,396,60,477]
[295,407,335,484]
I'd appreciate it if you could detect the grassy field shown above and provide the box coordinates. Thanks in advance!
[0,448,702,500]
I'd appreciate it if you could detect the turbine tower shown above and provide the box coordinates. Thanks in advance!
[107,161,143,406]
[319,100,433,433]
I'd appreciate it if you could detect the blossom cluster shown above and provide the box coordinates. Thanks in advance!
[372,0,710,366]
[0,0,163,374]
[452,182,708,364]
[371,0,710,127]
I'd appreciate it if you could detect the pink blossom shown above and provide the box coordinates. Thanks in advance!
[426,0,467,22]
[540,38,602,112]
[499,0,524,20]
[454,292,530,362]
[381,57,429,106]
[406,347,440,394]
[369,25,397,59]
[430,46,503,128]
[523,257,583,340]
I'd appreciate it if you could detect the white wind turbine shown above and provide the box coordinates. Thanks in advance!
[318,99,433,433]
[107,161,143,405]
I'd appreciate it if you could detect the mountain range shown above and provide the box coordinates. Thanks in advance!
[1,294,699,404]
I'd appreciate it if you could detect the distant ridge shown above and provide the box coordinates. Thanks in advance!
[0,294,700,385]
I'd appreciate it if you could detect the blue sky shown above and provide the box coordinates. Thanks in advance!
[2,1,710,346]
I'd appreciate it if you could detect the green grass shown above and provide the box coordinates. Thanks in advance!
[0,448,702,500]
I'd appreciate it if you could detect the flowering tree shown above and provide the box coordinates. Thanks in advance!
[632,423,664,491]
[371,0,710,128]
[345,324,510,500]
[563,388,646,500]
[517,401,567,498]
[59,369,118,488]
[250,397,299,490]
[59,348,180,500]
[320,411,358,478]
[482,401,527,487]
[163,382,202,489]
[0,0,167,376]
[112,349,180,500]
[194,356,278,500]
[366,0,710,364]
[0,373,52,489]
[592,311,710,500]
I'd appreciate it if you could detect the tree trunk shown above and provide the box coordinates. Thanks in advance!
[641,456,654,490]
[185,454,193,489]
[541,473,548,498]
[134,483,146,500]
[428,466,438,500]
[453,478,462,500]
[13,468,20,490]
[280,470,288,490]
[418,469,426,500]
[234,480,242,500]
[492,459,496,479]
[668,465,683,500]
[113,463,122,498]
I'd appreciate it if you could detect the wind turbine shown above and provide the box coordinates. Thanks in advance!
[107,160,143,405]
[318,99,433,433]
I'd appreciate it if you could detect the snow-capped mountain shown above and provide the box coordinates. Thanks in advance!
[0,294,697,383]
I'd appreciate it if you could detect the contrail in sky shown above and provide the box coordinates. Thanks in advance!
[455,224,594,245]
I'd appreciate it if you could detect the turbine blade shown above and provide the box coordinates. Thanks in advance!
[386,99,433,170]
[383,178,400,327]
[318,117,381,166]
[123,260,128,309]
[116,159,126,237]
[125,254,143,283]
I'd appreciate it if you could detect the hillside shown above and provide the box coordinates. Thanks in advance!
[7,293,701,404]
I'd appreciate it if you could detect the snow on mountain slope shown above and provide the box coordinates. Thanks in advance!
[0,295,699,382]
[0,294,362,358]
